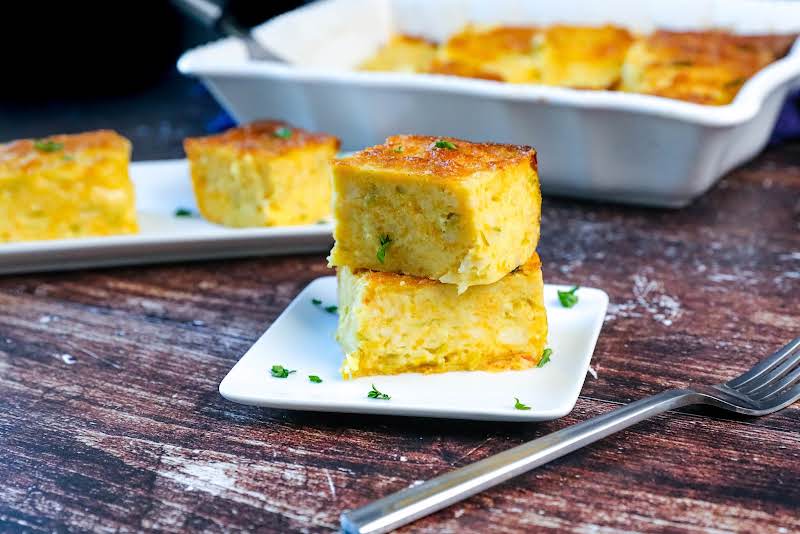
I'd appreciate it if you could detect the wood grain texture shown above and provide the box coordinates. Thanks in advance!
[1,137,799,533]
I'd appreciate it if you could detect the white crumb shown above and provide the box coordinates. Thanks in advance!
[607,272,682,327]
[60,353,76,365]
[324,469,336,498]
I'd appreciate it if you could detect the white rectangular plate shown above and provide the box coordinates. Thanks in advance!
[0,159,333,275]
[220,277,609,422]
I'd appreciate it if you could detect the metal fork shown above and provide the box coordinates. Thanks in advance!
[341,337,800,534]
[171,0,288,63]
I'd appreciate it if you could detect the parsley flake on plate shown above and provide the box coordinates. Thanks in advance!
[309,375,323,383]
[377,234,392,263]
[434,139,457,150]
[34,139,64,153]
[274,127,292,139]
[174,208,193,217]
[311,299,337,314]
[557,286,580,308]
[367,384,390,400]
[393,145,404,153]
[537,348,552,368]
[514,397,532,410]
[270,364,296,378]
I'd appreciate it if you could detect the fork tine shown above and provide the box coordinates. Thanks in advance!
[726,337,800,389]
[759,382,800,411]
[737,347,800,395]
[752,364,800,401]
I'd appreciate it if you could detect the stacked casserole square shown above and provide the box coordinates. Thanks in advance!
[329,135,548,378]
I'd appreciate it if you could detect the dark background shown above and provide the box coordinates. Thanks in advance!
[0,1,306,159]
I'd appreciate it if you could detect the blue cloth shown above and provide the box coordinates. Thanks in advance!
[771,88,800,144]
[206,111,237,134]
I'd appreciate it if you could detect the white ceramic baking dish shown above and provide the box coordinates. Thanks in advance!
[178,0,800,207]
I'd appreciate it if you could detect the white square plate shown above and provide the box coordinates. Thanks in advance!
[0,159,333,275]
[219,277,609,421]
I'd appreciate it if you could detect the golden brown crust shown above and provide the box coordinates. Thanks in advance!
[388,34,438,48]
[628,30,796,104]
[545,24,634,58]
[646,30,794,67]
[0,130,130,161]
[430,25,540,82]
[541,25,634,88]
[427,60,504,81]
[361,26,797,104]
[335,135,537,180]
[351,252,541,289]
[183,120,340,157]
[443,25,540,61]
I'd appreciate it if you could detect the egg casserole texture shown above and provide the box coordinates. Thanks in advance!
[359,34,438,73]
[0,130,137,243]
[336,252,548,378]
[537,25,634,89]
[328,135,541,292]
[620,30,797,105]
[431,25,541,83]
[359,24,795,104]
[184,120,340,227]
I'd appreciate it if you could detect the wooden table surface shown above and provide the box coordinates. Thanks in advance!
[2,88,800,532]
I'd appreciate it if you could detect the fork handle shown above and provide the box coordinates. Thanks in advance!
[341,388,702,534]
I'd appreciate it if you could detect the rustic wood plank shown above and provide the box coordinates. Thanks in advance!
[1,136,799,533]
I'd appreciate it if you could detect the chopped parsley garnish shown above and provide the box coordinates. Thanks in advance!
[270,364,296,378]
[514,397,532,410]
[557,286,579,308]
[377,234,392,263]
[537,348,552,368]
[434,139,457,150]
[274,127,292,139]
[33,139,64,153]
[311,299,337,314]
[309,375,322,383]
[174,208,193,217]
[367,384,390,400]
[724,77,746,89]
[393,145,404,153]
[62,154,74,162]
